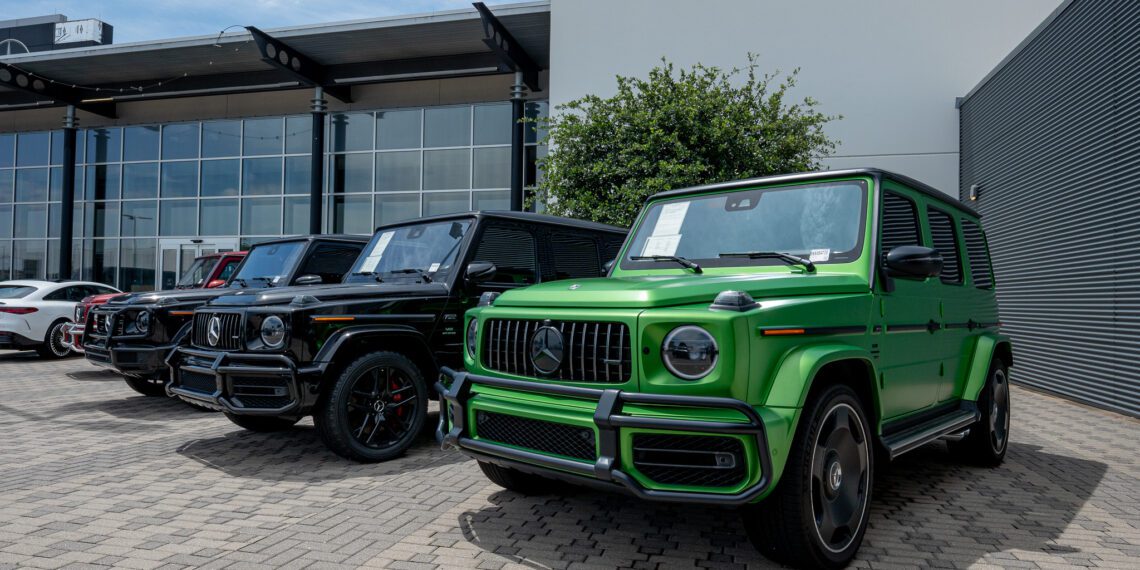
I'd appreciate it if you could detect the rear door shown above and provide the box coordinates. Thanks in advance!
[925,206,971,402]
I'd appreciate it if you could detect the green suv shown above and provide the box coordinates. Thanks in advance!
[437,169,1011,568]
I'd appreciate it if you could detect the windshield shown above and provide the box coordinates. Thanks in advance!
[231,241,306,287]
[176,257,213,288]
[0,285,35,299]
[621,180,868,270]
[345,219,472,283]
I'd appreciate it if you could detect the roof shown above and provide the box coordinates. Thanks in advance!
[0,279,109,288]
[376,210,628,234]
[0,1,550,112]
[649,168,981,218]
[259,234,371,245]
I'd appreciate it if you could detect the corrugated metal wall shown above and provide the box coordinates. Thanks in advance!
[959,0,1140,417]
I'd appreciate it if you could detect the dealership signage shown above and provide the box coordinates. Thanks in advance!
[54,20,105,45]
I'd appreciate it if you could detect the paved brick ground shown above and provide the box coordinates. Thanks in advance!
[0,352,1137,569]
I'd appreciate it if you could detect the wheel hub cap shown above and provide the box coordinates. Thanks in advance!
[827,461,843,491]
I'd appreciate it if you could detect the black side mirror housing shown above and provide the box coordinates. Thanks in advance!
[885,246,943,279]
[294,274,323,286]
[602,259,615,275]
[466,261,497,284]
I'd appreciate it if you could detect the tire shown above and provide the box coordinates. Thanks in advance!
[949,358,1010,466]
[478,460,552,495]
[224,413,300,432]
[123,374,167,397]
[36,320,72,359]
[313,351,428,463]
[741,384,873,569]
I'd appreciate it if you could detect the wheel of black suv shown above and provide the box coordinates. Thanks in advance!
[123,374,167,397]
[314,351,428,463]
[224,413,300,432]
[741,384,873,569]
[949,358,1009,466]
[478,461,552,495]
[36,320,72,359]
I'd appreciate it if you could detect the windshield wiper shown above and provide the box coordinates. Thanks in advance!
[718,251,816,273]
[630,255,703,273]
[249,276,277,287]
[389,268,432,283]
[233,278,249,288]
[350,271,384,282]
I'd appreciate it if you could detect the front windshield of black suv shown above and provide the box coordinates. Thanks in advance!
[344,219,473,283]
[621,180,868,270]
[230,241,306,287]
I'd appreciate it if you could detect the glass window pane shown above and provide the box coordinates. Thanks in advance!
[285,116,312,154]
[85,201,119,238]
[16,132,49,166]
[15,169,48,202]
[49,203,59,236]
[14,204,47,237]
[242,157,282,195]
[121,200,157,237]
[423,191,470,216]
[89,239,119,286]
[329,194,371,234]
[161,161,198,198]
[0,240,9,280]
[473,104,511,145]
[283,196,310,234]
[525,145,547,187]
[49,167,62,201]
[86,128,121,163]
[0,170,10,203]
[122,162,159,199]
[243,117,283,156]
[473,190,510,211]
[162,124,200,160]
[0,134,13,167]
[160,200,197,236]
[13,240,46,280]
[376,109,422,150]
[50,130,64,166]
[242,197,282,235]
[86,164,120,200]
[200,198,238,235]
[375,151,420,191]
[202,120,241,158]
[374,193,420,226]
[473,147,510,189]
[0,204,11,237]
[201,159,239,197]
[330,112,373,152]
[424,107,471,147]
[329,154,372,193]
[119,238,156,292]
[123,126,160,162]
[423,149,470,190]
[524,101,549,144]
[284,156,311,195]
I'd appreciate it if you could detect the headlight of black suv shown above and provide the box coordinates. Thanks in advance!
[260,315,287,349]
[123,310,150,335]
[661,325,719,380]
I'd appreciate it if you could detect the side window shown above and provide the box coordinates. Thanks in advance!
[550,232,600,279]
[470,225,537,286]
[601,236,624,264]
[95,286,119,295]
[927,208,962,285]
[216,259,240,281]
[880,191,921,255]
[960,219,994,289]
[46,286,86,302]
[295,243,364,284]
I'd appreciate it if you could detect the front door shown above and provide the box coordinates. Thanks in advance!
[159,238,239,290]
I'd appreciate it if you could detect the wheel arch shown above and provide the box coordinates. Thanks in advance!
[962,333,1012,402]
[314,325,439,390]
[764,343,881,430]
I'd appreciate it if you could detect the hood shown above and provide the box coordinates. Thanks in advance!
[206,281,449,307]
[106,286,239,307]
[82,293,127,305]
[492,273,870,309]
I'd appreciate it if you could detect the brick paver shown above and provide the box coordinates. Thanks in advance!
[0,351,1137,569]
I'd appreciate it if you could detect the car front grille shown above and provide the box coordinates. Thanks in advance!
[481,319,631,383]
[179,370,217,394]
[89,310,124,338]
[229,376,292,410]
[475,411,596,461]
[192,312,244,350]
[631,433,747,488]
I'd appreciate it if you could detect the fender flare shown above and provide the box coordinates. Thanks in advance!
[312,324,435,374]
[763,343,880,413]
[962,332,1012,401]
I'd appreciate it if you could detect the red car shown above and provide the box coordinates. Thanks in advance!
[63,251,246,354]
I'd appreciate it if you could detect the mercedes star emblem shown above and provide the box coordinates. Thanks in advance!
[530,326,564,375]
[569,283,581,290]
[207,316,222,347]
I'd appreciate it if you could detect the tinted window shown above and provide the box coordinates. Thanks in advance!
[550,233,600,279]
[961,219,994,289]
[880,192,921,254]
[0,285,35,298]
[296,243,364,284]
[216,259,241,281]
[233,241,306,285]
[928,208,962,285]
[470,225,536,286]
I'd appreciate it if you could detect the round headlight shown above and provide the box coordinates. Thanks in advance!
[135,310,150,333]
[261,315,287,349]
[466,318,478,358]
[662,325,719,380]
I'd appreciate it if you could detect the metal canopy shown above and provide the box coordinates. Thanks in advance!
[473,2,541,92]
[245,26,352,103]
[0,1,549,113]
[0,61,116,117]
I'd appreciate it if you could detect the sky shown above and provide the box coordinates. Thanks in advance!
[2,0,514,44]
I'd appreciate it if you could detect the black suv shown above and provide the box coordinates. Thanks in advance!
[168,211,626,462]
[84,235,368,397]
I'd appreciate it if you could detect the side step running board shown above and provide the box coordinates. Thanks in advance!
[882,405,979,460]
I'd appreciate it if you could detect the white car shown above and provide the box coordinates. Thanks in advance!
[0,280,121,358]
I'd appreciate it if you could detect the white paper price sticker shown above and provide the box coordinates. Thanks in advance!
[642,234,682,257]
[809,248,831,263]
[652,202,689,236]
[359,231,395,272]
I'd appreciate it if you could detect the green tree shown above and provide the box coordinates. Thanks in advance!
[534,55,840,227]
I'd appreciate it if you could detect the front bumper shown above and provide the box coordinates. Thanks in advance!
[167,346,317,415]
[61,323,85,354]
[436,367,774,505]
[83,341,173,377]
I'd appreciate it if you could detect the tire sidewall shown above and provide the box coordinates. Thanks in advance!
[328,352,428,462]
[42,320,72,358]
[982,358,1010,461]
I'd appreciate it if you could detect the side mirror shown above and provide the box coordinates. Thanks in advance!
[466,261,497,284]
[602,259,615,275]
[205,279,226,289]
[294,274,323,286]
[885,246,943,279]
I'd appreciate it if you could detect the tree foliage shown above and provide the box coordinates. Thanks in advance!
[534,55,840,227]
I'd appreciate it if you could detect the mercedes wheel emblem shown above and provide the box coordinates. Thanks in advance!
[207,316,222,347]
[529,326,564,375]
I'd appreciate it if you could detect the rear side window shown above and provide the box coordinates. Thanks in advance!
[927,208,962,285]
[296,243,365,284]
[550,233,600,279]
[470,225,537,286]
[216,259,241,281]
[0,286,35,299]
[880,192,921,255]
[960,219,994,289]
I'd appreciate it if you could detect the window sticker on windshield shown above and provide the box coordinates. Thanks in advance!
[810,248,831,262]
[360,231,395,272]
[642,234,682,257]
[652,202,689,236]
[428,262,441,273]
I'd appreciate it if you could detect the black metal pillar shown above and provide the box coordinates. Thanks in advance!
[59,105,78,279]
[309,86,326,235]
[510,71,526,212]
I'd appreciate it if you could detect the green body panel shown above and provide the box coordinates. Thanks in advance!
[960,333,1012,401]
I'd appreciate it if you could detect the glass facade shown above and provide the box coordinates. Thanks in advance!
[0,101,547,290]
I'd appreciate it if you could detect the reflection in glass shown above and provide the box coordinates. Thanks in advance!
[160,200,197,236]
[423,149,470,190]
[85,201,119,237]
[284,156,311,194]
[202,121,241,158]
[525,145,547,187]
[242,157,282,195]
[473,104,511,145]
[377,109,422,150]
[473,147,510,189]
[123,126,160,162]
[330,194,371,234]
[243,117,284,156]
[0,204,11,237]
[15,169,48,202]
[49,167,62,202]
[424,107,471,148]
[0,170,13,203]
[200,198,238,235]
[119,238,157,292]
[0,240,9,280]
[242,197,282,235]
[86,128,122,163]
[283,196,310,234]
[90,239,118,286]
[201,159,239,197]
[0,134,13,168]
[86,164,120,200]
[16,132,49,167]
[375,151,420,191]
[374,193,420,225]
[121,200,157,237]
[122,163,159,199]
[161,161,199,198]
[13,240,46,280]
[329,154,371,193]
[524,101,549,144]
[50,130,82,166]
[423,191,470,216]
[473,190,510,211]
[330,113,373,152]
[162,123,200,160]
[285,116,312,154]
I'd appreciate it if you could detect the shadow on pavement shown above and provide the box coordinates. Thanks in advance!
[64,368,122,381]
[49,393,209,422]
[457,441,1106,567]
